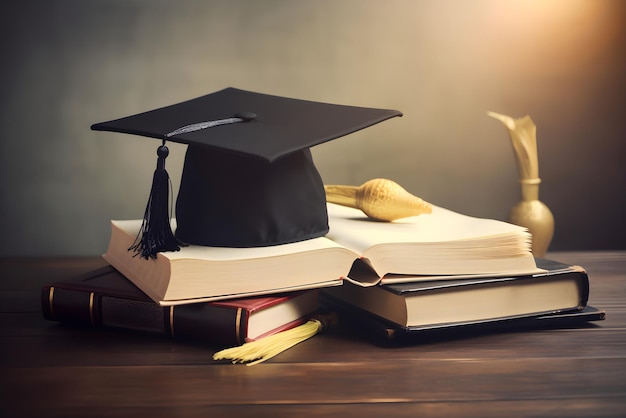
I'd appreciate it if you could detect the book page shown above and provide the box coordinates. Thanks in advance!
[326,203,528,253]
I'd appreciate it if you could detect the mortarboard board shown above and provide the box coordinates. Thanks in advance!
[92,87,402,258]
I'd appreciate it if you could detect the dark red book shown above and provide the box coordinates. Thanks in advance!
[41,265,319,346]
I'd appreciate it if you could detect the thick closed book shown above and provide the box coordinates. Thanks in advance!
[322,258,589,329]
[322,293,605,343]
[41,266,319,346]
[103,203,541,305]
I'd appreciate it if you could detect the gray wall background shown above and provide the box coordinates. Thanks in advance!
[1,0,624,256]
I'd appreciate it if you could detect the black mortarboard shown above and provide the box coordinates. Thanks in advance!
[92,87,401,258]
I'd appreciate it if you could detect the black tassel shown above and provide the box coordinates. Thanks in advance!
[129,142,185,259]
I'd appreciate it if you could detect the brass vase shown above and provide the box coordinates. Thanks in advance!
[508,179,554,258]
[488,111,554,257]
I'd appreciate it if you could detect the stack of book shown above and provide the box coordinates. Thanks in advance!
[42,203,604,348]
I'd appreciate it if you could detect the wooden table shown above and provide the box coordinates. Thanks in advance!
[1,252,625,417]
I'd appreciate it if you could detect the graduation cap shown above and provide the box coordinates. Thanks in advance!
[92,87,402,258]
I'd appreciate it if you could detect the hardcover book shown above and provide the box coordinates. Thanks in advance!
[41,266,319,346]
[322,293,605,343]
[322,258,589,329]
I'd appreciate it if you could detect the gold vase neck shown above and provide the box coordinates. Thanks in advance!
[520,178,541,201]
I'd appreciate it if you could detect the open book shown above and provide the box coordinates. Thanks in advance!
[326,203,540,281]
[103,203,541,305]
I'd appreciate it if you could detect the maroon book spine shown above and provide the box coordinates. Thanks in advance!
[41,266,252,346]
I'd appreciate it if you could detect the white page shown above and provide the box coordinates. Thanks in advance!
[326,203,528,254]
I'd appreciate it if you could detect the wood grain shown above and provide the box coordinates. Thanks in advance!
[1,252,625,417]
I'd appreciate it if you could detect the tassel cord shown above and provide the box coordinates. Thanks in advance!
[129,143,185,259]
[213,313,336,366]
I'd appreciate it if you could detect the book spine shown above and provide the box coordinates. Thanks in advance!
[41,286,248,346]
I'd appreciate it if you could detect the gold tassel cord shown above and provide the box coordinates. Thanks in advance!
[213,313,336,366]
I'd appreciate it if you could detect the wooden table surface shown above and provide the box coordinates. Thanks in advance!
[1,251,625,417]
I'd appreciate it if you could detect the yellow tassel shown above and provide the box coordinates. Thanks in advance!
[213,313,336,366]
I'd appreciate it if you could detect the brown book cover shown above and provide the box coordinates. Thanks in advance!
[42,265,319,347]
